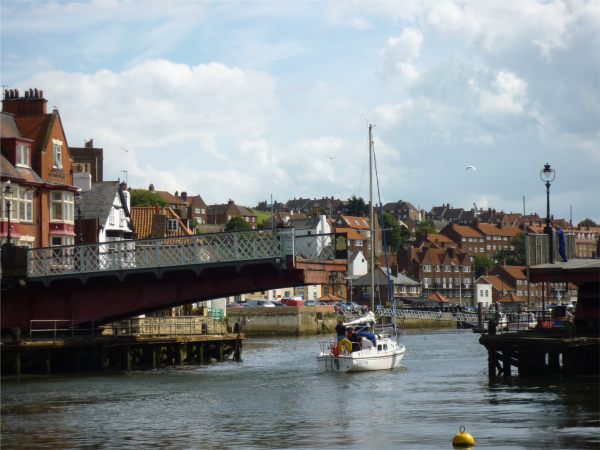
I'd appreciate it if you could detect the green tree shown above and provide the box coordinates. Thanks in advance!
[225,216,252,232]
[415,219,437,242]
[347,195,368,216]
[578,218,597,227]
[381,212,403,252]
[474,255,494,278]
[130,190,167,207]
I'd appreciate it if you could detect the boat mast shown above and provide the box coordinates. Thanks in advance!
[369,124,375,313]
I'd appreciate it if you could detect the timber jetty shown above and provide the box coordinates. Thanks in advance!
[479,259,599,379]
[1,317,244,376]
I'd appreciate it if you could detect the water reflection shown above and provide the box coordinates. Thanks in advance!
[1,330,598,449]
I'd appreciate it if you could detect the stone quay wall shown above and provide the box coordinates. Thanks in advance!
[226,306,456,336]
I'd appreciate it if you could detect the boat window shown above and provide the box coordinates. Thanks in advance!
[377,345,382,351]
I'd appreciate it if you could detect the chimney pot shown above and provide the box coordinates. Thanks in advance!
[149,183,154,192]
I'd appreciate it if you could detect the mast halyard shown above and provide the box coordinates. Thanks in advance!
[369,124,375,313]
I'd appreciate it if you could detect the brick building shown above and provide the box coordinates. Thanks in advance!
[1,88,77,248]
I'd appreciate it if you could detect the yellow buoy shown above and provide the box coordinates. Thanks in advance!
[452,426,476,447]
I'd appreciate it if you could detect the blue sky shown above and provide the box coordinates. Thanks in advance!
[1,1,599,223]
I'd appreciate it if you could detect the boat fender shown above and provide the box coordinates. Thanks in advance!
[452,426,476,447]
[337,339,352,355]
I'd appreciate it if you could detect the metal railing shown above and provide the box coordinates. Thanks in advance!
[109,317,227,336]
[25,230,344,278]
[377,308,458,322]
[29,320,102,339]
[27,317,229,339]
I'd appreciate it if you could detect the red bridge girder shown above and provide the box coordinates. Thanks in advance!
[1,260,346,332]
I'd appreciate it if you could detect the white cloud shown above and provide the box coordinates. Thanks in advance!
[477,70,528,116]
[3,1,598,222]
[373,101,415,128]
[379,28,423,85]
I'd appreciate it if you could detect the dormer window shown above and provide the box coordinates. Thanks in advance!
[52,139,63,169]
[16,144,31,167]
[167,219,178,232]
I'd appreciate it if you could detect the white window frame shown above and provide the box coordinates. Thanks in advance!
[16,144,31,167]
[50,191,74,222]
[52,139,63,169]
[51,235,74,246]
[167,219,178,232]
[19,188,33,222]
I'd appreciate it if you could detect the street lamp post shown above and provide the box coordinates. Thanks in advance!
[540,163,556,264]
[4,180,13,245]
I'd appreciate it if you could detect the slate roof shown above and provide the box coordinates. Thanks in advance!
[288,216,321,230]
[0,154,43,184]
[79,181,120,220]
[1,112,22,138]
[351,266,419,286]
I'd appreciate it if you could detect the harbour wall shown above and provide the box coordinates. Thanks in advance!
[226,307,456,336]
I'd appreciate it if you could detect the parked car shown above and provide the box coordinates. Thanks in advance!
[281,297,304,306]
[304,300,318,307]
[272,301,286,307]
[244,300,276,307]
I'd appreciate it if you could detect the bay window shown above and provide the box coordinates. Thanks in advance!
[50,191,74,222]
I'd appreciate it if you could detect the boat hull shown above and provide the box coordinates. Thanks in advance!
[317,342,406,372]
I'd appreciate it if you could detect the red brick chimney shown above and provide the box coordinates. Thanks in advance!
[2,88,48,115]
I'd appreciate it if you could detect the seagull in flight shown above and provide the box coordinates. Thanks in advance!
[466,165,476,171]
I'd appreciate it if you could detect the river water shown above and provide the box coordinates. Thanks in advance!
[1,329,598,449]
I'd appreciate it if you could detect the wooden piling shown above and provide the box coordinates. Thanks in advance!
[1,333,245,375]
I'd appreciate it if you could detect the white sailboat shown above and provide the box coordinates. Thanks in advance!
[317,125,406,372]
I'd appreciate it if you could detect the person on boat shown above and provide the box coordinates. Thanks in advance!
[335,319,347,342]
[347,328,361,352]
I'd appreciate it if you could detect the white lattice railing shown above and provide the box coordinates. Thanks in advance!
[26,230,342,278]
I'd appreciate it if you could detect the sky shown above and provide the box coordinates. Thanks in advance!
[1,0,599,224]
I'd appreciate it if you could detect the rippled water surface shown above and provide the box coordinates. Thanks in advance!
[2,329,598,449]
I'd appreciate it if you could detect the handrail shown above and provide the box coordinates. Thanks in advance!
[25,230,342,279]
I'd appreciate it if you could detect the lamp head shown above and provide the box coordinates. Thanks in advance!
[540,163,555,183]
[4,180,12,194]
